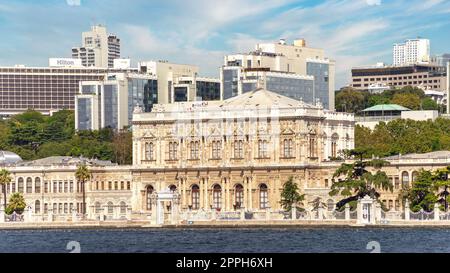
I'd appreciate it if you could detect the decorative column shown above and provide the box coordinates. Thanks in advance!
[248,176,253,211]
[226,178,231,211]
[151,194,157,224]
[204,177,209,210]
[240,208,245,220]
[291,205,297,220]
[126,207,132,220]
[0,209,4,223]
[266,208,271,221]
[221,177,226,211]
[317,204,324,220]
[72,209,78,222]
[345,203,350,220]
[404,199,410,221]
[375,202,382,223]
[434,203,440,221]
[48,209,53,222]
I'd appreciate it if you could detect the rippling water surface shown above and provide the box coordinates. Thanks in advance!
[0,227,449,253]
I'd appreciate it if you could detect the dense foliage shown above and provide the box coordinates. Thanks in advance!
[356,118,450,158]
[0,110,132,164]
[399,167,450,212]
[335,86,442,113]
[329,149,393,210]
[5,193,26,215]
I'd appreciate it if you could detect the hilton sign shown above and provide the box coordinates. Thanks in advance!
[49,58,82,67]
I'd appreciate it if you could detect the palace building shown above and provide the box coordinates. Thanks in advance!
[130,88,354,213]
[5,88,448,223]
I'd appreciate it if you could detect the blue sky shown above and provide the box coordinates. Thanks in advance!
[0,0,449,88]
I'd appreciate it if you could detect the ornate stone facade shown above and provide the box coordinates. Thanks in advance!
[129,89,354,214]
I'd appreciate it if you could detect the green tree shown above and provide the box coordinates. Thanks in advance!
[400,169,437,212]
[112,130,132,165]
[391,93,421,110]
[75,164,91,218]
[432,167,450,211]
[329,149,393,209]
[6,193,26,215]
[280,176,305,212]
[335,87,367,113]
[421,97,438,110]
[0,169,12,210]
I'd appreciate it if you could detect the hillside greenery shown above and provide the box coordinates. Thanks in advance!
[0,110,131,164]
[335,86,443,113]
[355,118,450,158]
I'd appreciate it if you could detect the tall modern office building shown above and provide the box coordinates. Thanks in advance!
[76,61,221,130]
[72,25,121,68]
[220,39,335,110]
[0,58,137,117]
[138,61,220,103]
[393,38,430,66]
[431,54,450,67]
[75,72,158,131]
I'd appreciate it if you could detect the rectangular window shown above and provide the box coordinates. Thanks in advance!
[212,141,221,159]
[233,140,243,159]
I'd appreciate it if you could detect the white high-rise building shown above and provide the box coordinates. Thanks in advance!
[72,25,121,68]
[393,38,430,66]
[221,39,336,110]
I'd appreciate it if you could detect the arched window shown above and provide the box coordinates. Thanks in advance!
[235,184,244,209]
[146,185,154,210]
[191,184,200,210]
[26,177,33,193]
[283,139,293,158]
[169,185,177,192]
[145,142,154,160]
[259,184,268,209]
[190,141,200,159]
[233,140,244,159]
[107,202,114,214]
[95,202,101,213]
[18,178,24,193]
[120,181,124,190]
[327,199,335,211]
[402,171,410,188]
[120,201,127,214]
[35,200,40,214]
[331,133,339,158]
[212,184,222,209]
[35,177,41,193]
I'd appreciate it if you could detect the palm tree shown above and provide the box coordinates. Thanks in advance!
[75,164,91,219]
[0,169,12,211]
[7,193,26,215]
[329,149,393,210]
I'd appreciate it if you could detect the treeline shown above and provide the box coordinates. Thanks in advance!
[0,110,131,164]
[335,86,443,113]
[355,118,450,158]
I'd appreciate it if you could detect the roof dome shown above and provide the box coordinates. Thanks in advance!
[0,151,22,165]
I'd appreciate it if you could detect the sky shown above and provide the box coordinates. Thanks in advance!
[0,0,449,88]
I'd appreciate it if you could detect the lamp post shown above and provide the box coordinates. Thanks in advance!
[441,172,449,212]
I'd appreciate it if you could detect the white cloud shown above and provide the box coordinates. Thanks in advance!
[366,0,381,6]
